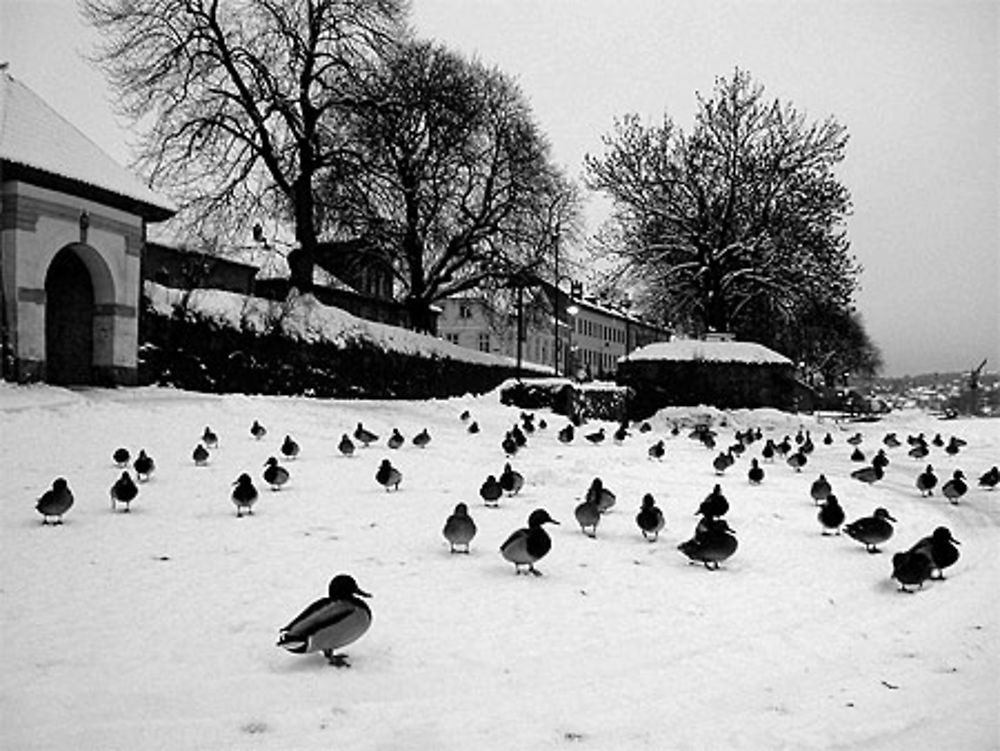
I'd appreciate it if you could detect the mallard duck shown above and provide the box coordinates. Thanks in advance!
[278,575,373,667]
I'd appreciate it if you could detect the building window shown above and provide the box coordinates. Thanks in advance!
[445,333,460,345]
[459,304,473,319]
[478,333,491,352]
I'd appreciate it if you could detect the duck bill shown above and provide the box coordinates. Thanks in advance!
[355,588,373,598]
[951,537,961,545]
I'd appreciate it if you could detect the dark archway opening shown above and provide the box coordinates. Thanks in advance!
[45,248,94,385]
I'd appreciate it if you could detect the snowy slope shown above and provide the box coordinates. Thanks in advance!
[1,383,997,750]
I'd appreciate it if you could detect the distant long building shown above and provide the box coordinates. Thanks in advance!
[437,281,669,379]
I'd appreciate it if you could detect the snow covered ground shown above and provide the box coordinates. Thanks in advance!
[1,383,997,750]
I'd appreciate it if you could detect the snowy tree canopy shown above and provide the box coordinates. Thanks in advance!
[584,69,859,347]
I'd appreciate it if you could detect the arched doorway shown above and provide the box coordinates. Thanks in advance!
[45,248,95,385]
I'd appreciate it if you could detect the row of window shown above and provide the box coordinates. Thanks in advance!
[575,315,626,344]
[446,331,552,365]
[576,347,620,373]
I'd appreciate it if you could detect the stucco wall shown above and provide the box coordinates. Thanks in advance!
[1,180,145,383]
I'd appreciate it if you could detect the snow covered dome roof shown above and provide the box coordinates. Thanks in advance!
[0,68,175,221]
[624,338,793,365]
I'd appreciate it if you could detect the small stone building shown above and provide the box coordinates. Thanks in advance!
[0,69,174,385]
[618,338,804,417]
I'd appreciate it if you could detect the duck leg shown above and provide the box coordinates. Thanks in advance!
[323,650,351,668]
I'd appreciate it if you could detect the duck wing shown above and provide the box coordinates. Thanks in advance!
[279,598,369,653]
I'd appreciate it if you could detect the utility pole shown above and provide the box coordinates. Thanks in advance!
[552,227,561,377]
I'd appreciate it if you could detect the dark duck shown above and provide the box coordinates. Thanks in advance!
[636,493,665,541]
[909,526,960,580]
[678,517,738,570]
[844,507,896,553]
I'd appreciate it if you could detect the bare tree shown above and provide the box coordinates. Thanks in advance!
[585,69,857,338]
[83,0,408,289]
[322,39,579,331]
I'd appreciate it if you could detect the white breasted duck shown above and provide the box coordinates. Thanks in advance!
[443,502,477,553]
[387,429,405,450]
[500,509,559,576]
[36,478,74,524]
[278,574,373,667]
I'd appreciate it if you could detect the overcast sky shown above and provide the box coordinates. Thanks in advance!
[3,0,997,378]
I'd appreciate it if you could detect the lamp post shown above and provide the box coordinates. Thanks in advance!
[552,228,561,377]
[566,303,579,380]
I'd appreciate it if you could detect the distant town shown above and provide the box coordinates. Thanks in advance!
[862,369,999,417]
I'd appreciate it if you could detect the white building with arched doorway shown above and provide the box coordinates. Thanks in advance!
[0,68,174,385]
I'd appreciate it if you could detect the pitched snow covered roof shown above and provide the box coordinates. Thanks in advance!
[0,69,175,221]
[623,338,793,365]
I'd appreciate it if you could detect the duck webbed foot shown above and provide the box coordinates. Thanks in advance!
[323,651,351,668]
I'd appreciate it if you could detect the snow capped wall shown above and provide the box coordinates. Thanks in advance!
[624,339,792,366]
[144,281,549,372]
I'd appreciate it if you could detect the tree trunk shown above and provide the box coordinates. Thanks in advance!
[289,174,316,292]
[406,297,437,334]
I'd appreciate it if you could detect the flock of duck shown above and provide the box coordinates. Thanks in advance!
[30,406,998,666]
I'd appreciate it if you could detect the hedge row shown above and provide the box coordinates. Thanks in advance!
[138,298,523,399]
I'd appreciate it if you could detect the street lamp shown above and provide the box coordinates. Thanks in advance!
[566,303,579,379]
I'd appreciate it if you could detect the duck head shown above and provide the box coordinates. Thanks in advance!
[933,526,960,545]
[873,507,896,522]
[329,574,371,599]
[528,509,559,527]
